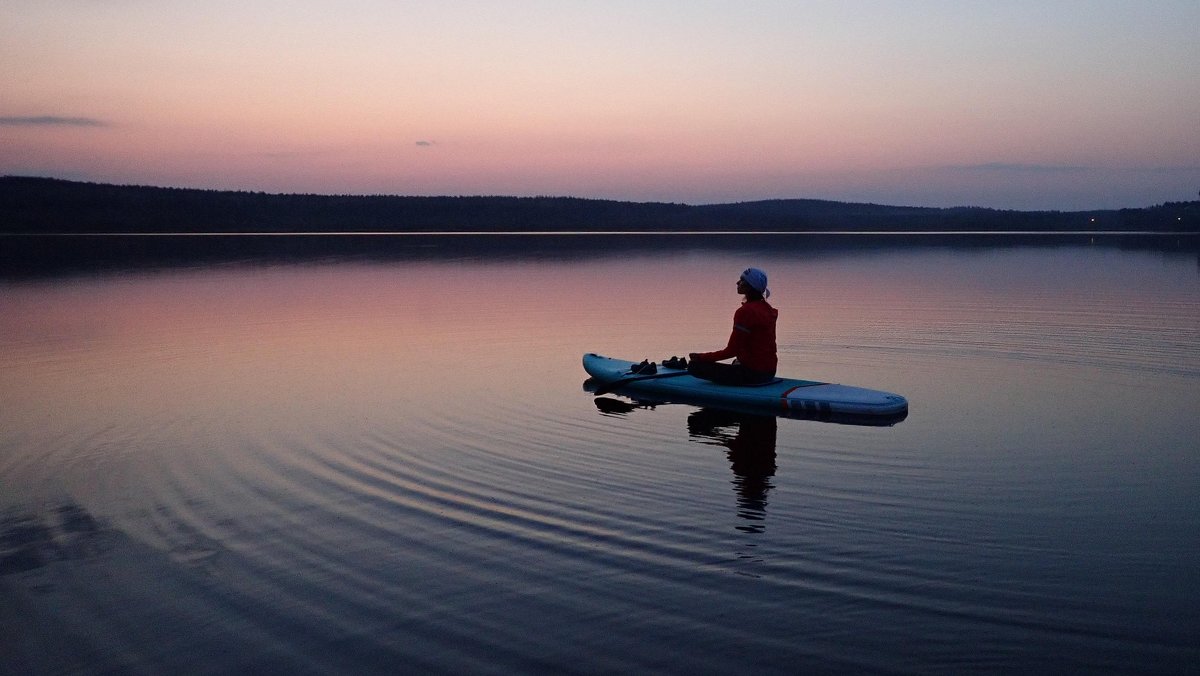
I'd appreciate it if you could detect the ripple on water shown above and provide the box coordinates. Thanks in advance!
[3,246,1198,674]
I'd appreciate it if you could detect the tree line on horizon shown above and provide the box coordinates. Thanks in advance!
[1,176,1196,234]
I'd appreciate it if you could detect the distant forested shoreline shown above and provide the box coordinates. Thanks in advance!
[2,176,1197,234]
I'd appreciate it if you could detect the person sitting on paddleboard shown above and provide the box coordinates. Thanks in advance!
[688,267,778,386]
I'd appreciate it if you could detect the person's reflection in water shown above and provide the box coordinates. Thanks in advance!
[687,408,778,533]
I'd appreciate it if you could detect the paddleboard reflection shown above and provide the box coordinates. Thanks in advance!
[586,379,900,537]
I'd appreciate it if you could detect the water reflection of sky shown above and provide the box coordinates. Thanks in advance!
[2,242,1198,674]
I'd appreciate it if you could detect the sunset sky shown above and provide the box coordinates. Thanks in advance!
[2,1,1197,210]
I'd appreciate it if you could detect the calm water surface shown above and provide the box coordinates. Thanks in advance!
[2,237,1198,674]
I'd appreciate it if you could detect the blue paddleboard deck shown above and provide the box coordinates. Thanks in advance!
[583,353,908,422]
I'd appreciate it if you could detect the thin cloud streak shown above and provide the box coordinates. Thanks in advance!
[256,147,347,159]
[938,163,1200,175]
[942,163,1093,173]
[0,116,108,127]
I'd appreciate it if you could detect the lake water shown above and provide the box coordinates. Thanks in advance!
[2,235,1198,674]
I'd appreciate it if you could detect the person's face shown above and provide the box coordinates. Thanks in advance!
[736,277,750,295]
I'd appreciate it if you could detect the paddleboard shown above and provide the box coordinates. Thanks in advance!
[583,353,908,423]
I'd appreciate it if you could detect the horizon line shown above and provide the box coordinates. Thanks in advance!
[4,231,1196,238]
[2,174,1195,214]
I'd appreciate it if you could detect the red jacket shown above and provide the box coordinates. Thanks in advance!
[693,299,778,373]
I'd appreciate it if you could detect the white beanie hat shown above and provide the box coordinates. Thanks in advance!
[740,267,770,298]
